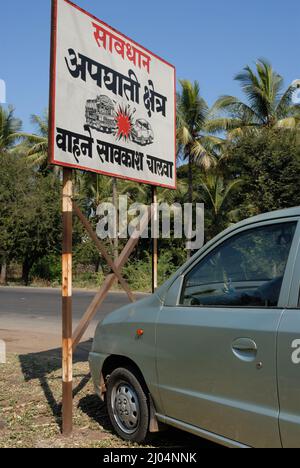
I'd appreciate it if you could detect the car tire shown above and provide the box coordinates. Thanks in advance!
[106,367,149,443]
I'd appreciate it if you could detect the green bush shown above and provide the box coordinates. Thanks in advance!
[123,250,179,292]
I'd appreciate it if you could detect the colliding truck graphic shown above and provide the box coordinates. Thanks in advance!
[86,95,116,133]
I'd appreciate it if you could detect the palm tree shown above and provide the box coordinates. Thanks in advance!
[177,80,224,257]
[119,179,150,205]
[21,111,49,171]
[209,59,300,137]
[0,105,22,283]
[177,80,223,206]
[75,172,114,216]
[0,105,22,154]
[199,173,243,239]
[157,179,188,205]
[122,175,188,203]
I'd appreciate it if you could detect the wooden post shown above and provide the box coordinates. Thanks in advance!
[152,186,158,293]
[72,206,153,350]
[73,202,135,303]
[62,168,73,436]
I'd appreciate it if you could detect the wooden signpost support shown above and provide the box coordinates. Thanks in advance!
[62,168,73,436]
[61,169,155,434]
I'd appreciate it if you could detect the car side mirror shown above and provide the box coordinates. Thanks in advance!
[164,275,184,307]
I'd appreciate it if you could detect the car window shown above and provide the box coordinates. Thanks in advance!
[180,222,297,308]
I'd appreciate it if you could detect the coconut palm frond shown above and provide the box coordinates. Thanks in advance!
[27,141,48,157]
[276,85,299,119]
[30,112,48,137]
[199,174,243,216]
[0,105,22,152]
[205,117,249,134]
[20,112,49,171]
[27,152,48,167]
[190,140,215,170]
[212,95,261,121]
[211,59,296,133]
[176,125,192,147]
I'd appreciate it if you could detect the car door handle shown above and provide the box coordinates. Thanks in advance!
[232,338,258,362]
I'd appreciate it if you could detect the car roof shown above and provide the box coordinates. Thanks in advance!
[211,206,300,248]
[200,206,299,257]
[233,206,300,229]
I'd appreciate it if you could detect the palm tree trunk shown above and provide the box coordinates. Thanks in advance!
[187,155,193,259]
[0,262,7,285]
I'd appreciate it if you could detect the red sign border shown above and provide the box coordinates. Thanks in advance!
[49,0,177,190]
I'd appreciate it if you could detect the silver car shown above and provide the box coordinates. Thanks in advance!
[89,207,300,448]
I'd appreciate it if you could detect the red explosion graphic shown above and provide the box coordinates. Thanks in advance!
[114,105,134,142]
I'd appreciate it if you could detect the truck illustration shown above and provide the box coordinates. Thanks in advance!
[85,95,155,145]
[85,95,116,133]
[131,118,154,146]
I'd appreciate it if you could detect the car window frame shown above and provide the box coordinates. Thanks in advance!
[285,219,300,309]
[178,218,300,310]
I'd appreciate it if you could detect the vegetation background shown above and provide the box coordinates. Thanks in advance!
[0,60,299,292]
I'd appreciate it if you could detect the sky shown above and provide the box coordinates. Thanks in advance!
[1,0,299,133]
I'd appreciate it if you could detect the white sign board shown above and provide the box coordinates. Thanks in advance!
[49,0,176,189]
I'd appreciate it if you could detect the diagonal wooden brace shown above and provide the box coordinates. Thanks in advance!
[72,206,153,351]
[73,202,135,303]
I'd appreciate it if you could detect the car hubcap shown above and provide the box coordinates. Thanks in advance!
[111,382,140,434]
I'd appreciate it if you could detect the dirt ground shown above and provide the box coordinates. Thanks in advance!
[0,328,61,355]
[0,352,218,449]
[0,288,219,448]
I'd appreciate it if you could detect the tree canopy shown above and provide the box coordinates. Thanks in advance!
[0,58,300,290]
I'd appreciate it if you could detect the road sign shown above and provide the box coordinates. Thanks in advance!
[49,0,176,189]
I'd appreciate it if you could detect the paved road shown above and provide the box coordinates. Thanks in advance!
[0,287,147,354]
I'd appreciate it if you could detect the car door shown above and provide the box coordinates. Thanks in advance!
[277,219,300,448]
[156,219,298,448]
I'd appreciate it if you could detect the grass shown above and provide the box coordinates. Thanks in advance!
[4,274,151,293]
[0,354,214,449]
[0,354,125,448]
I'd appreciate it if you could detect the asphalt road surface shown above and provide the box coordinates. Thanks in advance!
[0,287,148,354]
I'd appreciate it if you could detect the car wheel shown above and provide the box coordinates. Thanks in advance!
[106,367,149,443]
